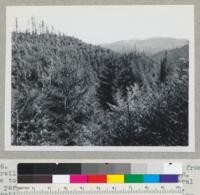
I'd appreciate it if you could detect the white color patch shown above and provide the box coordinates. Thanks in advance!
[52,175,70,184]
[164,163,182,174]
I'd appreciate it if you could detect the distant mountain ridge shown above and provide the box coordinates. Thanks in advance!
[152,44,189,64]
[100,38,189,55]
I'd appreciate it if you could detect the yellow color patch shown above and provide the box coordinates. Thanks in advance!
[107,174,124,183]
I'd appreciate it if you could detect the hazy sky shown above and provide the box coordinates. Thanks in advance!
[7,5,194,44]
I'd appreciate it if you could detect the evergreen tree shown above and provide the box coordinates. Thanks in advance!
[117,54,136,97]
[97,57,117,110]
[160,51,167,82]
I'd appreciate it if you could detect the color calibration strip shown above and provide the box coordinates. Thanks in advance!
[18,174,179,184]
[17,163,181,184]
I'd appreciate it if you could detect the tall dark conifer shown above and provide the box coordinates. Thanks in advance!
[160,51,167,83]
[97,57,117,110]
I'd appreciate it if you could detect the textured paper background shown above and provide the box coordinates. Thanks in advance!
[0,0,199,159]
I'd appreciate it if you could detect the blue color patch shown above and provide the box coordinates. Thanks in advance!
[143,174,160,183]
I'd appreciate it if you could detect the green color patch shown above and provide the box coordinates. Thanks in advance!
[124,174,144,183]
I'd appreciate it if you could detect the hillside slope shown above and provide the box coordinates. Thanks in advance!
[11,32,189,146]
[101,38,188,55]
[152,44,189,63]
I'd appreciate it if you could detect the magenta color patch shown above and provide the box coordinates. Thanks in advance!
[70,175,88,183]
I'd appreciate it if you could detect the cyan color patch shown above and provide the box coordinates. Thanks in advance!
[143,174,160,183]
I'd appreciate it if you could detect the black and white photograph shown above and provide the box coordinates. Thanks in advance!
[5,5,194,151]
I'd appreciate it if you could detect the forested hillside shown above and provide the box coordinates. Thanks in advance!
[101,38,188,55]
[11,32,189,146]
[152,44,189,63]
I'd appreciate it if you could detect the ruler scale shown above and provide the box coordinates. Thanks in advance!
[17,184,183,195]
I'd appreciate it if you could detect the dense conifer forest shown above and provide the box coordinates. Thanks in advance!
[11,29,189,146]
